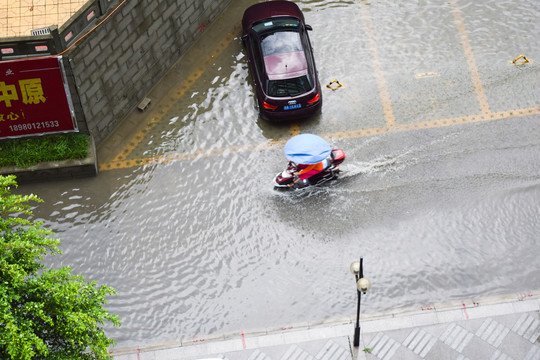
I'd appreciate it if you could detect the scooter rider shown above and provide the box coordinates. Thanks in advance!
[288,158,329,186]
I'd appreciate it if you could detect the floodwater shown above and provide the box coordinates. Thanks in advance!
[15,0,540,350]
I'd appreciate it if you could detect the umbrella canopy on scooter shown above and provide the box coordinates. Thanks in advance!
[284,134,331,164]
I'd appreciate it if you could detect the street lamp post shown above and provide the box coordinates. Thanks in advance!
[350,257,371,347]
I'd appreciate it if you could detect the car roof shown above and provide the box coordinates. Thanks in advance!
[265,52,308,80]
[242,1,305,36]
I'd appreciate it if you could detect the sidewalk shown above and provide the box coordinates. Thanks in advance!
[112,291,540,360]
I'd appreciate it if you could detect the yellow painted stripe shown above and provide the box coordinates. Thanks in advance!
[99,106,539,171]
[360,5,396,128]
[290,123,301,136]
[451,0,490,114]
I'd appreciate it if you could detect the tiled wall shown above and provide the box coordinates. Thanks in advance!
[0,0,232,145]
[67,0,232,144]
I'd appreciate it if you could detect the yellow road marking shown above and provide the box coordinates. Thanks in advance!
[451,0,490,114]
[99,106,539,171]
[360,5,396,128]
[325,107,539,139]
[290,124,301,136]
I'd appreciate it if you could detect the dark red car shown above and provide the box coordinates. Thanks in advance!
[242,1,322,121]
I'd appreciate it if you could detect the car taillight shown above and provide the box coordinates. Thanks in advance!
[263,101,278,110]
[307,92,320,104]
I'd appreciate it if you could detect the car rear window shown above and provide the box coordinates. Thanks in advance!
[261,31,302,57]
[267,75,313,97]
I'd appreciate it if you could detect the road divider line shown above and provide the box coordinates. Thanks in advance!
[99,106,539,171]
[290,123,301,136]
[101,140,284,171]
[451,0,490,115]
[360,4,396,128]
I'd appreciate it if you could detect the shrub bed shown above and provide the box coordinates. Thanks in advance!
[0,133,89,168]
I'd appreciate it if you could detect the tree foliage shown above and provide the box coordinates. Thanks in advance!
[0,175,120,360]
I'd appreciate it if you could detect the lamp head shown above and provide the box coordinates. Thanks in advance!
[357,278,371,293]
[349,261,360,276]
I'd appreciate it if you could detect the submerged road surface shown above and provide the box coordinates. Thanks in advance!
[17,0,540,350]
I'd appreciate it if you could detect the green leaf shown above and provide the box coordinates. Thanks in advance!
[0,175,120,360]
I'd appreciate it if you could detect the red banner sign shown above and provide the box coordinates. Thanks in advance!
[0,56,78,139]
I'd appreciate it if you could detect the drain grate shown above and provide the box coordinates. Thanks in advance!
[31,27,51,36]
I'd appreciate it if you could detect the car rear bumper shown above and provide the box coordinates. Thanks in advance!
[260,99,322,121]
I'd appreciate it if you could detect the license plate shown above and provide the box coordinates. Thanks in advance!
[284,104,301,110]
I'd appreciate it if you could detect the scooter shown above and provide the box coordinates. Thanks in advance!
[273,149,346,189]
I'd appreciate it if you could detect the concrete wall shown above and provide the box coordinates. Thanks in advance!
[65,0,232,144]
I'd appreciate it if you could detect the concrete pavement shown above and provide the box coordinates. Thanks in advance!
[111,291,540,360]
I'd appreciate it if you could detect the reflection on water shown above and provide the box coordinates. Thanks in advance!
[15,0,540,350]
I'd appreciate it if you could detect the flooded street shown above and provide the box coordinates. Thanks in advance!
[16,0,540,350]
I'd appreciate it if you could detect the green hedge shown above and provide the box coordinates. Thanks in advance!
[0,133,89,168]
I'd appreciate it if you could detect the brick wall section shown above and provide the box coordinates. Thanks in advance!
[66,0,231,144]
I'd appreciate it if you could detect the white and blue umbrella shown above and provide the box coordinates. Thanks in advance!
[284,134,331,164]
